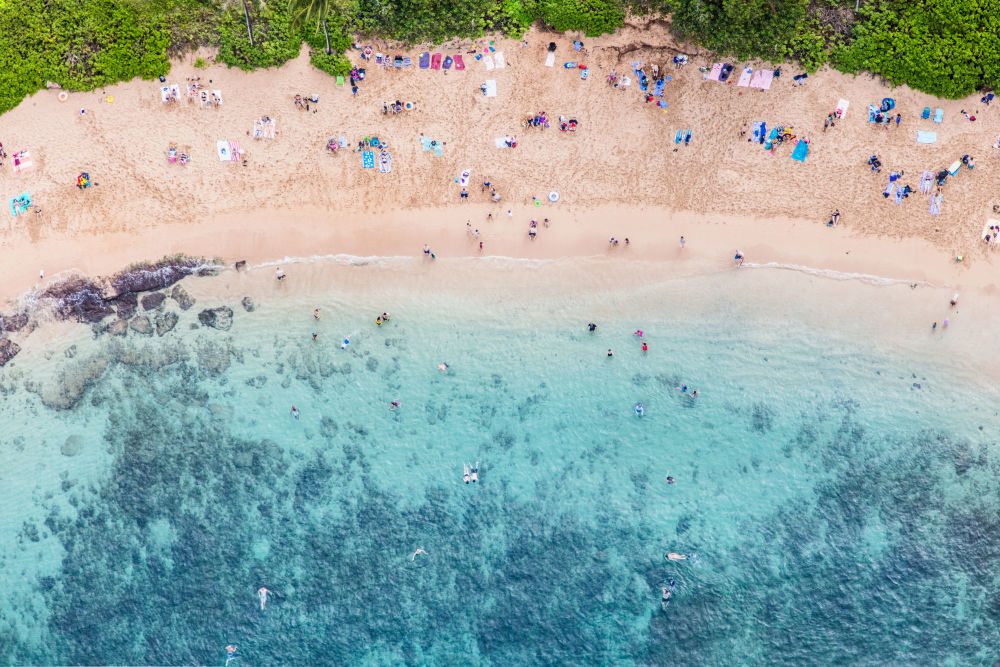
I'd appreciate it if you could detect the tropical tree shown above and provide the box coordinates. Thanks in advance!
[290,0,355,54]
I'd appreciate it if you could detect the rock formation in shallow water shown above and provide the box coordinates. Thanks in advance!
[60,435,83,456]
[0,311,29,334]
[129,316,153,335]
[241,297,255,312]
[155,312,179,336]
[107,318,129,337]
[141,292,166,311]
[0,337,20,366]
[113,293,138,319]
[170,285,195,310]
[198,307,233,330]
[109,257,217,298]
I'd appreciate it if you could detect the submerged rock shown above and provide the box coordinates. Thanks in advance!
[107,318,129,336]
[141,292,166,311]
[155,311,179,336]
[0,337,20,366]
[113,293,138,319]
[109,257,217,298]
[129,315,153,335]
[44,277,114,323]
[0,311,29,333]
[170,285,195,310]
[199,307,233,330]
[241,297,255,313]
[61,435,84,457]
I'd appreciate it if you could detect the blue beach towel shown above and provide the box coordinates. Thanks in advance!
[752,121,765,143]
[684,130,692,145]
[916,131,937,144]
[654,79,665,96]
[434,144,443,156]
[657,100,667,108]
[922,107,930,119]
[920,171,933,193]
[764,127,778,150]
[791,140,808,162]
[894,185,903,204]
[934,108,943,123]
[675,130,683,143]
[362,150,375,168]
[9,192,31,216]
[419,52,430,69]
[883,181,894,197]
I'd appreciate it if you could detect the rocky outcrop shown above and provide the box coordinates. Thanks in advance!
[44,277,114,323]
[0,311,29,333]
[155,311,178,336]
[141,292,166,311]
[0,338,20,366]
[241,297,255,313]
[108,257,218,298]
[61,435,84,457]
[170,285,195,310]
[107,318,129,336]
[113,292,138,319]
[129,315,153,335]
[198,307,233,331]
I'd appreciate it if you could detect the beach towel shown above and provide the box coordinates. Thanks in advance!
[752,121,764,143]
[867,105,879,122]
[883,181,894,197]
[920,171,934,193]
[420,136,433,151]
[483,55,494,71]
[336,75,345,86]
[459,169,471,186]
[213,90,223,106]
[791,140,808,162]
[495,136,511,149]
[160,86,170,102]
[9,192,30,217]
[419,52,430,69]
[403,57,412,67]
[484,80,497,98]
[737,67,753,87]
[229,140,241,161]
[836,99,850,117]
[718,64,734,82]
[454,55,465,70]
[379,151,391,173]
[443,56,453,70]
[934,108,943,123]
[749,70,764,88]
[684,130,692,144]
[621,76,631,87]
[433,144,443,156]
[675,130,683,143]
[916,131,937,144]
[758,70,774,90]
[764,127,778,150]
[948,160,961,176]
[339,135,347,148]
[216,140,230,162]
[654,79,665,96]
[930,193,942,215]
[431,53,442,70]
[632,61,643,76]
[187,84,198,98]
[708,63,722,81]
[264,119,275,139]
[495,52,506,69]
[362,150,375,168]
[375,52,384,64]
[12,150,32,173]
[253,120,263,139]
[545,52,555,67]
[394,56,403,68]
[894,185,904,204]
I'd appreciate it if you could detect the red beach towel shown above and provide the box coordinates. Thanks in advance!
[431,53,442,70]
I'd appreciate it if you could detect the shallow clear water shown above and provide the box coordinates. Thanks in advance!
[1,259,998,666]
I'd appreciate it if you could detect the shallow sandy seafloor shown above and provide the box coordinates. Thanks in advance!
[0,256,998,665]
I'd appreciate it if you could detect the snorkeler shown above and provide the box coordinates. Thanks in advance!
[412,548,427,561]
[665,553,687,561]
[607,349,614,357]
[257,587,270,611]
[438,362,450,371]
[464,463,471,484]
[290,406,300,420]
[661,587,672,608]
[470,462,479,483]
[675,385,688,393]
[588,323,597,332]
[390,400,400,410]
[341,337,350,349]
[635,402,644,416]
[666,476,675,484]
[225,645,238,666]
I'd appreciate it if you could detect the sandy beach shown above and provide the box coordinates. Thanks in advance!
[2,21,1000,327]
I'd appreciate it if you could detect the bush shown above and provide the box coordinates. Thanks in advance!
[194,56,208,69]
[538,0,625,37]
[218,1,300,71]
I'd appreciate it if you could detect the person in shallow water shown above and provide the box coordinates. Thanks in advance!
[665,553,687,561]
[225,645,238,666]
[635,403,644,416]
[411,548,427,561]
[257,587,270,610]
[464,463,471,484]
[290,406,300,420]
[588,322,597,331]
[389,400,400,410]
[470,462,479,483]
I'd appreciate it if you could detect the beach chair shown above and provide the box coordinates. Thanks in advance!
[395,56,403,68]
[336,76,345,86]
[921,107,930,119]
[684,130,692,145]
[933,108,943,123]
[675,130,683,144]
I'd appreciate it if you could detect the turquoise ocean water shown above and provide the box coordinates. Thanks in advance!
[1,257,998,665]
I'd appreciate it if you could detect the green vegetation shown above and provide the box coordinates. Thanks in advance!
[1,0,999,117]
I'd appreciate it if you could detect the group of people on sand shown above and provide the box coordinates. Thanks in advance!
[382,100,406,114]
[293,93,319,112]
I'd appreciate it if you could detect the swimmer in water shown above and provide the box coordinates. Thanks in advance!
[661,587,672,607]
[257,587,270,610]
[376,316,382,326]
[642,342,648,352]
[676,385,688,393]
[588,323,597,332]
[341,338,350,349]
[464,463,471,484]
[225,645,238,666]
[607,349,614,357]
[314,308,320,319]
[390,400,400,410]
[634,329,643,337]
[666,476,675,484]
[665,553,687,561]
[312,332,318,341]
[290,406,300,420]
[382,312,391,321]
[438,362,449,371]
[470,462,479,483]
[635,402,644,416]
[412,548,427,561]
[691,390,699,397]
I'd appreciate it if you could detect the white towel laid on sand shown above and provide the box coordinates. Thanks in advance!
[494,136,511,148]
[483,56,494,71]
[216,140,230,162]
[545,52,555,67]
[494,52,505,69]
[836,99,850,117]
[484,80,497,97]
[213,90,223,106]
[160,86,170,102]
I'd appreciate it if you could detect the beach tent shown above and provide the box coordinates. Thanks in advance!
[791,140,809,162]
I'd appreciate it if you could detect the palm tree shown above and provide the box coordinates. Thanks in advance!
[290,0,355,54]
[242,0,254,46]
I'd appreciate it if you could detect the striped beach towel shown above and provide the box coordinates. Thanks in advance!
[12,150,32,173]
[229,140,241,161]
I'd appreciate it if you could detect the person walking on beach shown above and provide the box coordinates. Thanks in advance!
[734,250,745,267]
[680,236,685,249]
[423,243,431,256]
[275,267,286,281]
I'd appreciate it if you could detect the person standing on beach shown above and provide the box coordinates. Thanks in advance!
[734,250,745,266]
[680,236,685,249]
[423,244,431,256]
[275,267,286,280]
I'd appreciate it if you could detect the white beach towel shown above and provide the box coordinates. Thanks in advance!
[484,80,497,98]
[216,140,230,162]
[737,67,752,87]
[545,52,555,67]
[160,86,171,103]
[621,76,631,87]
[836,98,850,117]
[494,137,511,148]
[460,169,471,186]
[484,56,494,71]
[494,52,505,69]
[213,90,223,106]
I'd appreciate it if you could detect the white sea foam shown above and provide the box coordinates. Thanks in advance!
[743,261,929,287]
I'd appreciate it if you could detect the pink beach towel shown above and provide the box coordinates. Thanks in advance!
[737,67,753,87]
[708,63,722,81]
[12,150,32,173]
[758,70,774,90]
[431,53,442,70]
[229,140,241,161]
[454,54,465,70]
[749,71,764,89]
